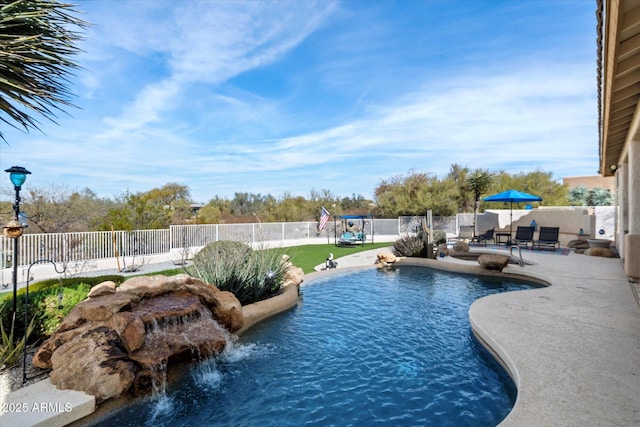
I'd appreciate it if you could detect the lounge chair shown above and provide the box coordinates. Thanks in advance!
[448,225,475,243]
[471,228,495,246]
[533,226,560,251]
[513,226,534,249]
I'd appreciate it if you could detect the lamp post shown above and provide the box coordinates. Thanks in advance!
[4,166,31,319]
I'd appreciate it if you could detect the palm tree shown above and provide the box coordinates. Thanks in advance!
[0,0,87,141]
[466,170,492,234]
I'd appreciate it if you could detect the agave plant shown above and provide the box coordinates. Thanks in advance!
[0,303,35,368]
[392,235,428,257]
[0,0,87,140]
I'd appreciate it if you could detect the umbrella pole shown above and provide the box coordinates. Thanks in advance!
[509,201,513,245]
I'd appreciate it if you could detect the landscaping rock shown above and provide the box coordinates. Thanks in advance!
[478,254,509,272]
[211,291,243,333]
[585,247,616,258]
[88,280,116,298]
[452,241,470,252]
[567,239,590,250]
[49,326,135,403]
[284,265,304,287]
[375,252,397,266]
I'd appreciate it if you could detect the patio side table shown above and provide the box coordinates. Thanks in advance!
[496,232,511,246]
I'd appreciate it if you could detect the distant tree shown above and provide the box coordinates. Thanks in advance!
[229,192,271,221]
[485,170,568,209]
[339,193,372,215]
[445,164,472,213]
[0,0,87,140]
[97,192,166,231]
[145,182,192,224]
[0,185,113,233]
[266,193,310,222]
[146,182,191,207]
[374,171,455,217]
[97,184,192,230]
[466,170,492,232]
[198,196,230,224]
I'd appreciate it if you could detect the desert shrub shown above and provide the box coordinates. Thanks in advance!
[193,240,252,264]
[432,230,447,245]
[187,241,289,305]
[392,235,428,257]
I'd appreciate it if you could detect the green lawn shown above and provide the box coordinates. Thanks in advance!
[93,242,393,276]
[0,242,395,297]
[150,242,393,276]
[283,242,392,273]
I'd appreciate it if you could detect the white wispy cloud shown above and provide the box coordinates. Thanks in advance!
[90,1,338,142]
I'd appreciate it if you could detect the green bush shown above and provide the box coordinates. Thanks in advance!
[187,241,290,305]
[37,284,91,336]
[0,276,123,342]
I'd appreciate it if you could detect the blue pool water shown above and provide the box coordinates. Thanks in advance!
[93,266,538,427]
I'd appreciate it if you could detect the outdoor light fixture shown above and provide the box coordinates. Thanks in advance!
[609,164,620,172]
[6,165,30,189]
[4,166,31,323]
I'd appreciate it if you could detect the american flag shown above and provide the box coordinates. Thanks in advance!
[318,206,330,230]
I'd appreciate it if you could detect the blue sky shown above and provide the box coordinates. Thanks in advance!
[0,0,598,203]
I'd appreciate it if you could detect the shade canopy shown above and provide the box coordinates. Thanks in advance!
[483,189,542,203]
[483,189,542,245]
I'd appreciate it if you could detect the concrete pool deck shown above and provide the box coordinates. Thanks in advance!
[2,245,639,426]
[464,249,640,427]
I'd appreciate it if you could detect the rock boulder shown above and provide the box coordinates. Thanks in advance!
[375,252,398,267]
[452,241,470,252]
[283,265,304,287]
[585,247,616,258]
[478,254,509,272]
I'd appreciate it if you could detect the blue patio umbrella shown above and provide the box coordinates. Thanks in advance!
[483,189,542,242]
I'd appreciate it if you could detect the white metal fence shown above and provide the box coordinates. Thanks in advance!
[3,207,608,269]
[0,229,172,269]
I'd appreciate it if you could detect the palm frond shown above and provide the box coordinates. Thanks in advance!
[0,0,88,141]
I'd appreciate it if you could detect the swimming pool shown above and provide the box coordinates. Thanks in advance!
[92,266,538,426]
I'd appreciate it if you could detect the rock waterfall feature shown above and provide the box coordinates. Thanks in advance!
[32,274,243,402]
